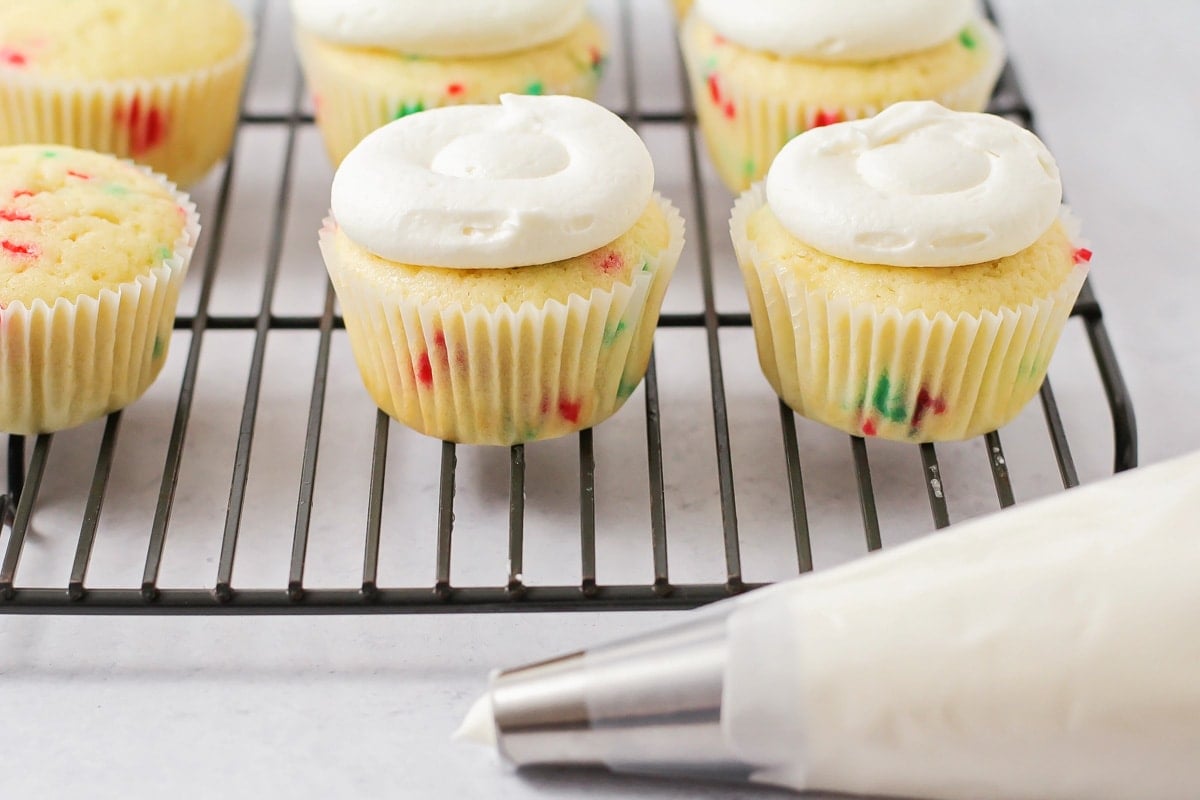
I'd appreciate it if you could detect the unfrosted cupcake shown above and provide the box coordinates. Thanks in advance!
[0,0,252,188]
[731,102,1090,442]
[321,94,684,445]
[682,0,1005,192]
[0,145,200,434]
[292,0,608,166]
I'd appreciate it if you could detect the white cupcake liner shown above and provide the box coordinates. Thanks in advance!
[681,15,1006,192]
[730,184,1088,443]
[321,194,684,446]
[0,39,252,187]
[0,166,200,434]
[294,28,604,166]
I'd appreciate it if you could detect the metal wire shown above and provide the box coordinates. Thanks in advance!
[0,0,1138,614]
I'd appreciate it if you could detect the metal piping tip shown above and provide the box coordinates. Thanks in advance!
[472,615,754,780]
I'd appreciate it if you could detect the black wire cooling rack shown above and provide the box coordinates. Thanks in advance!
[0,1,1137,614]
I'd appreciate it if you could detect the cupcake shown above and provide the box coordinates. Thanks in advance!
[682,0,1005,192]
[731,102,1090,443]
[320,94,684,446]
[0,0,252,188]
[0,145,200,434]
[291,0,608,166]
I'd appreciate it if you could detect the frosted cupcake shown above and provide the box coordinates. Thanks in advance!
[0,145,200,434]
[682,0,1005,192]
[731,102,1090,442]
[0,0,252,188]
[321,95,684,445]
[292,0,608,166]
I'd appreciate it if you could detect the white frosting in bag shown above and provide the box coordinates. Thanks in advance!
[331,94,654,268]
[723,450,1200,800]
[289,0,586,57]
[765,102,1063,267]
[695,0,975,61]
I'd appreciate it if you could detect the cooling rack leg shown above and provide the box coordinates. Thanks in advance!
[2,435,25,527]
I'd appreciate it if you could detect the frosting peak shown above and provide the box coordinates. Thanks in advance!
[331,95,655,269]
[695,0,976,61]
[289,0,587,57]
[765,102,1063,267]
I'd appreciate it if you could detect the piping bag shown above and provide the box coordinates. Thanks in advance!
[456,450,1200,800]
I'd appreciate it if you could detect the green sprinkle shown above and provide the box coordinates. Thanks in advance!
[602,321,628,347]
[522,428,541,442]
[640,261,651,273]
[104,183,129,197]
[155,246,173,262]
[392,100,425,120]
[42,150,58,158]
[524,80,545,96]
[959,28,977,50]
[617,378,639,400]
[742,158,756,177]
[152,335,166,360]
[870,372,910,424]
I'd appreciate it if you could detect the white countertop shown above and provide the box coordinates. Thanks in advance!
[3,1,1199,797]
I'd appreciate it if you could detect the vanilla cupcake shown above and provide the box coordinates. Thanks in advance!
[292,0,608,167]
[0,145,199,434]
[731,103,1090,443]
[682,0,1005,192]
[321,95,683,446]
[0,0,252,188]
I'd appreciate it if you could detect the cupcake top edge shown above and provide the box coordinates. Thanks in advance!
[0,145,190,306]
[764,102,1064,268]
[0,0,249,81]
[695,0,977,62]
[290,0,587,58]
[331,94,655,270]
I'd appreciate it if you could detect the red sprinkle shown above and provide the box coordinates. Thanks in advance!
[12,190,34,198]
[706,73,722,105]
[594,250,624,275]
[0,47,27,67]
[0,209,32,222]
[813,109,844,128]
[861,419,878,437]
[722,100,737,120]
[589,46,603,67]
[66,170,91,180]
[910,388,948,431]
[116,96,169,156]
[415,353,434,388]
[713,34,727,46]
[446,82,465,97]
[558,398,583,424]
[1073,248,1093,265]
[2,240,38,257]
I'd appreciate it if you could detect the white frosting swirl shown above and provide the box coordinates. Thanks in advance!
[289,0,586,57]
[332,94,655,269]
[696,0,975,61]
[765,102,1063,267]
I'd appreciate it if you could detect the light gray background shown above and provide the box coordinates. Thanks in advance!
[2,1,1198,797]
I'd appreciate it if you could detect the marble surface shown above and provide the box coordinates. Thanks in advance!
[2,1,1198,797]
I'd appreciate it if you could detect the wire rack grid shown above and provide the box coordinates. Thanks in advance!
[0,0,1137,614]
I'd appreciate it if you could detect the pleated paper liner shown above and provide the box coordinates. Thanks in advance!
[681,16,1007,193]
[0,40,251,188]
[0,167,200,434]
[322,194,685,446]
[730,185,1089,443]
[295,25,607,167]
